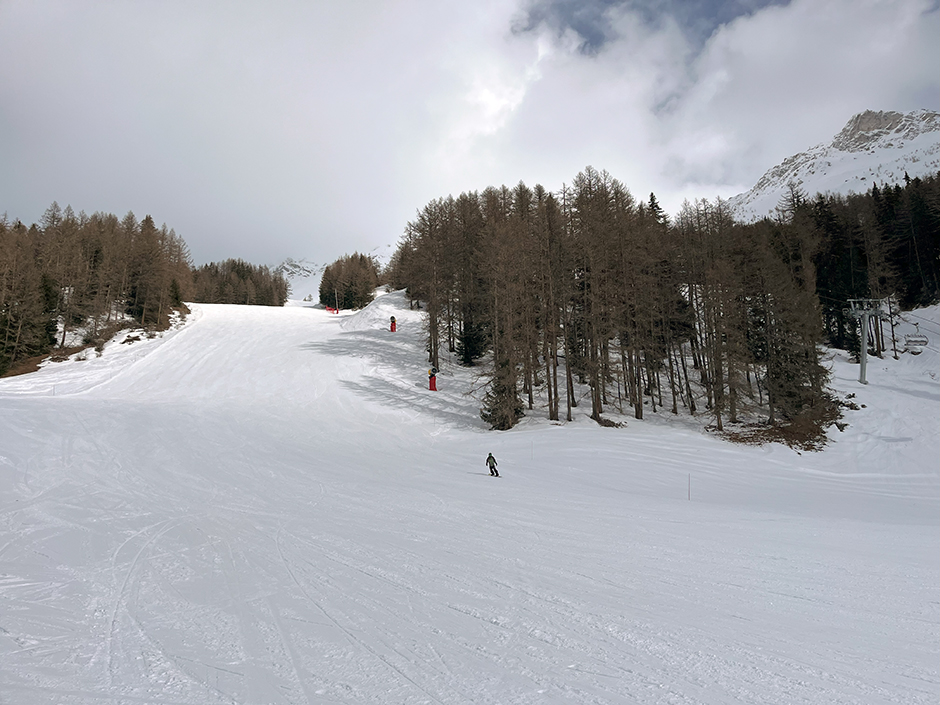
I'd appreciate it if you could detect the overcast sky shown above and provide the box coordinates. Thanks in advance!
[2,0,938,267]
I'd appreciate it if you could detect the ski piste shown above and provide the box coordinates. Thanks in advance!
[0,291,936,705]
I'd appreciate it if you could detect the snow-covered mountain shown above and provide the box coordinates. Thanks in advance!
[276,244,396,302]
[274,256,324,301]
[273,256,320,280]
[729,109,940,221]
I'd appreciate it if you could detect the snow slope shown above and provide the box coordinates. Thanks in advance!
[729,109,940,222]
[0,292,937,704]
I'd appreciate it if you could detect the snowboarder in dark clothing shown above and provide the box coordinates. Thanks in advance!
[486,453,499,476]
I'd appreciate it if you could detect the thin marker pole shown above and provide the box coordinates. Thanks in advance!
[688,473,690,501]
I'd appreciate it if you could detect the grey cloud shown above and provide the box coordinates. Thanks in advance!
[513,0,792,54]
[512,0,631,54]
[1,0,936,270]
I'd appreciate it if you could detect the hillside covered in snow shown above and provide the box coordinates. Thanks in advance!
[0,291,937,704]
[729,109,940,221]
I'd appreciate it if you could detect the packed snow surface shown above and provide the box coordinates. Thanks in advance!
[1,291,937,704]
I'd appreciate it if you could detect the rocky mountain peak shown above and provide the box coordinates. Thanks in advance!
[728,108,940,222]
[831,109,938,152]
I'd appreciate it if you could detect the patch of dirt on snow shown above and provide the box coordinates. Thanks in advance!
[720,394,843,452]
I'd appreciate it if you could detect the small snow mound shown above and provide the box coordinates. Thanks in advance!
[339,289,421,332]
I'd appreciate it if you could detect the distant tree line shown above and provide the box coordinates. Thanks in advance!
[192,259,289,307]
[319,253,380,310]
[387,167,939,438]
[0,202,287,376]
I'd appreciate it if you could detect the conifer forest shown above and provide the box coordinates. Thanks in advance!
[0,203,288,376]
[386,168,940,436]
[3,170,938,441]
[318,253,381,310]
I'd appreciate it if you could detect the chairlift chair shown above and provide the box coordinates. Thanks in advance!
[903,323,928,355]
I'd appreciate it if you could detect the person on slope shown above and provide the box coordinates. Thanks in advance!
[486,453,499,477]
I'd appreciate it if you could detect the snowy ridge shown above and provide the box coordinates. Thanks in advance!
[729,109,940,221]
[0,291,937,704]
[276,245,396,302]
[274,257,321,280]
[274,257,325,302]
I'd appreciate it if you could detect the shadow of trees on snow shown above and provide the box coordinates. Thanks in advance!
[299,331,485,430]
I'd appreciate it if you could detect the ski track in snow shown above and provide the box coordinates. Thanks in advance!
[0,293,937,704]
